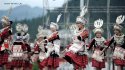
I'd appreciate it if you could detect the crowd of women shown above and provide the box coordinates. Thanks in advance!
[0,6,125,70]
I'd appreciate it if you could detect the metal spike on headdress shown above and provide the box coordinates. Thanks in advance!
[50,13,62,30]
[80,6,87,17]
[56,13,62,23]
[114,15,125,31]
[76,6,88,24]
[116,15,125,24]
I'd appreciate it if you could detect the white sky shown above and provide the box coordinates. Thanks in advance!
[0,0,68,10]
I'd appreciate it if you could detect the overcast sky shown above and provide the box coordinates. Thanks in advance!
[0,0,68,10]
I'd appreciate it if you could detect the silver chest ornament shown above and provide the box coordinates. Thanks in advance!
[94,37,105,47]
[113,34,125,59]
[92,37,106,62]
[114,34,124,45]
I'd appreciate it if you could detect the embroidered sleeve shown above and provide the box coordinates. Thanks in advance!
[121,36,125,49]
[47,32,59,42]
[0,27,11,39]
[88,39,95,50]
[77,30,89,41]
[34,43,40,54]
[105,37,114,47]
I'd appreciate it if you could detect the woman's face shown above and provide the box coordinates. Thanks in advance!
[76,22,84,30]
[114,29,121,35]
[95,32,102,38]
[50,27,56,32]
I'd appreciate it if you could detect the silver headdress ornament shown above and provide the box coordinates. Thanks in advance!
[69,24,79,35]
[23,24,28,32]
[93,19,104,34]
[76,6,87,24]
[38,25,43,33]
[50,13,62,30]
[116,15,125,24]
[114,15,125,31]
[1,16,10,25]
[37,25,47,38]
[16,23,23,32]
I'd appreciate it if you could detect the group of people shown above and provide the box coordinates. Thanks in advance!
[0,16,31,70]
[0,7,125,70]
